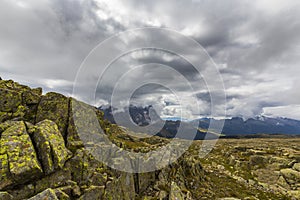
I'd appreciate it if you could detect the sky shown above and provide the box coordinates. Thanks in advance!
[1,0,300,120]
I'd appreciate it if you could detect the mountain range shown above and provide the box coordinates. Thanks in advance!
[99,105,300,139]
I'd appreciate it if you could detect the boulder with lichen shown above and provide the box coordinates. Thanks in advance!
[0,121,43,190]
[36,92,69,137]
[0,79,42,123]
[31,119,72,174]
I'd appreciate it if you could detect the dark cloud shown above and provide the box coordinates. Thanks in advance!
[1,0,300,119]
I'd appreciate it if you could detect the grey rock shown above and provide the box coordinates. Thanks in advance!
[27,188,59,200]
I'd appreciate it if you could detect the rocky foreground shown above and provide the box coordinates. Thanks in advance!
[0,79,299,200]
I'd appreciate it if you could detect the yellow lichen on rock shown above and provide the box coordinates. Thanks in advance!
[36,92,69,137]
[0,121,43,190]
[33,119,72,174]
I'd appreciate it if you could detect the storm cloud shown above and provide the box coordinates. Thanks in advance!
[1,0,300,119]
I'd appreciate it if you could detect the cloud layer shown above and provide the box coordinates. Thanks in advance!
[1,0,300,119]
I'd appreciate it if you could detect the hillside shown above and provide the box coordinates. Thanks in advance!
[0,79,299,200]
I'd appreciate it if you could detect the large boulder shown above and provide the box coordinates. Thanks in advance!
[66,99,107,152]
[0,121,43,190]
[32,119,72,174]
[0,79,42,123]
[36,92,69,137]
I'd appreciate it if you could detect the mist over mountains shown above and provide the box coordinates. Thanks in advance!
[99,105,300,139]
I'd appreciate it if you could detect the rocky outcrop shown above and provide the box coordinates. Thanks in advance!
[31,120,72,174]
[36,92,70,138]
[0,121,43,190]
[0,119,73,191]
[0,79,298,200]
[0,80,42,124]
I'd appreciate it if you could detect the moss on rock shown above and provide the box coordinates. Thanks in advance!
[33,119,72,174]
[0,121,43,189]
[0,79,31,92]
[36,92,69,137]
[0,80,42,123]
[0,89,22,113]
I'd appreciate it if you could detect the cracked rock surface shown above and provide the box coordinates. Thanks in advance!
[0,79,299,200]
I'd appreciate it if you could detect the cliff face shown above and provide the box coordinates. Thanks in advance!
[0,79,299,200]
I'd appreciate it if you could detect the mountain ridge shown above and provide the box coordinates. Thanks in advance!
[98,105,300,139]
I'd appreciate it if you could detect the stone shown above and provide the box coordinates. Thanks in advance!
[64,149,94,186]
[169,181,185,200]
[36,92,69,137]
[34,169,72,193]
[72,185,82,197]
[293,163,300,172]
[277,176,290,189]
[66,98,87,152]
[137,172,156,194]
[88,172,107,186]
[0,191,13,200]
[103,181,123,200]
[103,172,135,200]
[0,154,11,189]
[27,188,59,200]
[280,168,300,185]
[287,190,300,199]
[0,80,43,123]
[249,155,267,167]
[0,89,22,112]
[54,189,70,200]
[79,186,105,200]
[22,90,41,105]
[0,112,12,123]
[6,183,36,200]
[157,190,168,199]
[32,119,72,174]
[0,121,43,189]
[269,157,291,169]
[0,79,30,92]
